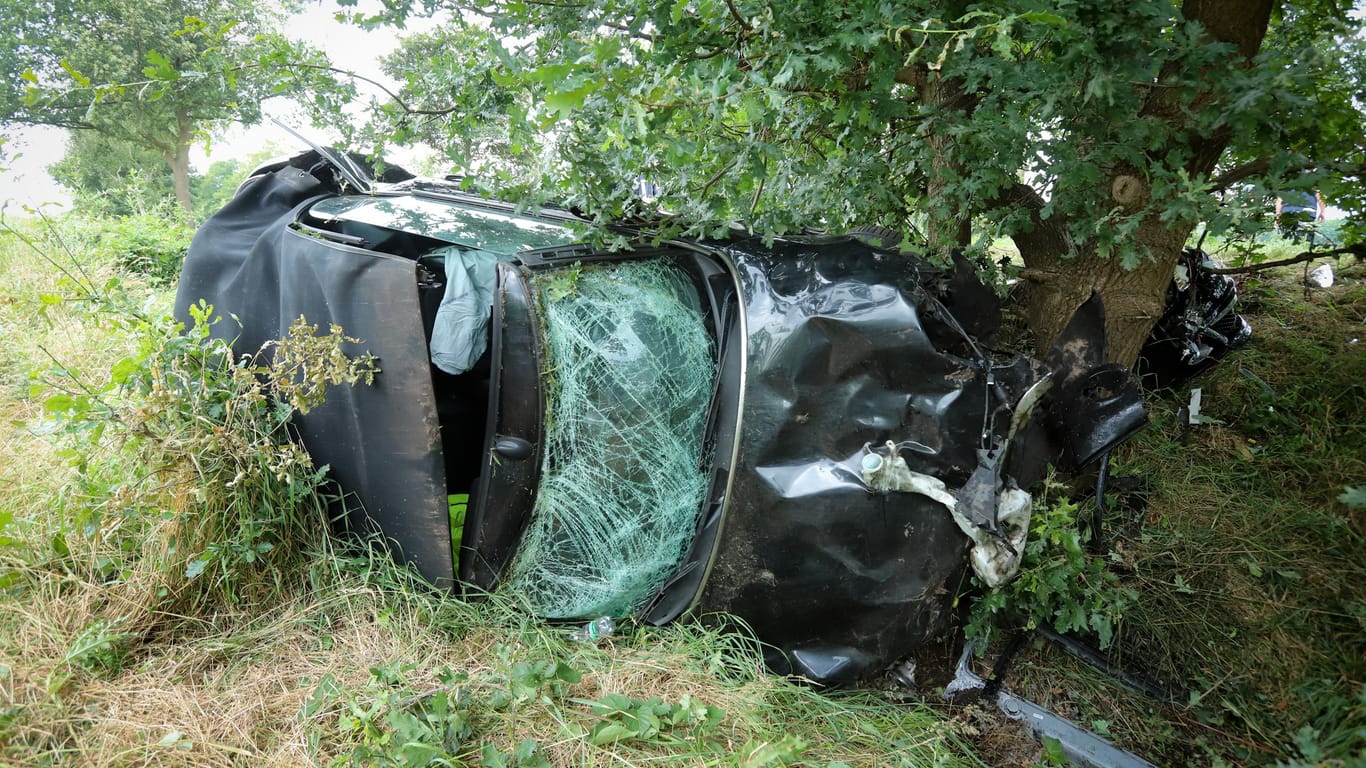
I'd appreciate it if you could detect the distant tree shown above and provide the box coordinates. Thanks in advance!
[49,131,177,216]
[191,143,290,221]
[0,0,319,218]
[374,26,519,178]
[358,0,1364,364]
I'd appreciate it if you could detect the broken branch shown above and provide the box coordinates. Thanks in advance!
[1208,244,1364,275]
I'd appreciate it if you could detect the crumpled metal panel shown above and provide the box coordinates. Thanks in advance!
[1138,248,1253,390]
[173,148,1154,686]
[173,156,454,588]
[697,237,1029,684]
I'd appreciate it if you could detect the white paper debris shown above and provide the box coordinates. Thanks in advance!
[1309,263,1334,288]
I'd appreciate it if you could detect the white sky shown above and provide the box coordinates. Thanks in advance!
[0,0,414,213]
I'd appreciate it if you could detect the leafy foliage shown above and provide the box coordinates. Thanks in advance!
[0,0,329,214]
[305,664,479,768]
[339,0,1362,360]
[265,317,379,415]
[579,692,726,747]
[90,211,195,283]
[304,648,813,767]
[966,482,1137,650]
[46,130,278,223]
[351,1,1361,241]
[29,290,376,654]
[1338,485,1366,509]
[48,131,176,217]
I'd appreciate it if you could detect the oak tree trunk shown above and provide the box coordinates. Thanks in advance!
[922,73,974,255]
[1021,218,1192,367]
[167,144,193,219]
[1011,0,1272,367]
[161,108,195,221]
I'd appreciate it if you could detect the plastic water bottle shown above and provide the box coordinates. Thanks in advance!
[570,616,615,643]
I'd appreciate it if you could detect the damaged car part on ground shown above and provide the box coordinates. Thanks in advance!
[942,640,1160,768]
[1136,247,1253,390]
[174,147,1153,689]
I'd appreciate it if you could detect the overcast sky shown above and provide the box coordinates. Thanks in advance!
[0,0,411,212]
[4,3,1361,217]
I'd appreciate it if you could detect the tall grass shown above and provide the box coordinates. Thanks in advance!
[0,215,976,767]
[1009,258,1365,767]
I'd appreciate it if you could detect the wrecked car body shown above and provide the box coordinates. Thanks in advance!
[174,148,1146,685]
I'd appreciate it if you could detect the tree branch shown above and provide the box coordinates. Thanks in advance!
[692,158,739,196]
[3,115,95,131]
[16,61,446,122]
[143,135,175,155]
[724,0,753,33]
[894,66,926,90]
[602,21,654,42]
[505,0,586,7]
[994,181,1047,212]
[993,181,1075,262]
[1208,244,1364,274]
[279,63,422,114]
[1209,157,1273,191]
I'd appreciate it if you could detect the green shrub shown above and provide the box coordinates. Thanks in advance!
[965,480,1138,650]
[35,302,377,647]
[92,213,194,284]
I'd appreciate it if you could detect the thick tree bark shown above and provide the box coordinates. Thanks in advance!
[166,145,193,219]
[1015,0,1273,367]
[1021,217,1191,367]
[899,0,976,256]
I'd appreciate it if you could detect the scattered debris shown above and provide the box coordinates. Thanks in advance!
[944,644,1159,768]
[1138,248,1252,390]
[1308,262,1335,288]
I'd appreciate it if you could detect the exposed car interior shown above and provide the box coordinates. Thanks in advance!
[289,191,740,619]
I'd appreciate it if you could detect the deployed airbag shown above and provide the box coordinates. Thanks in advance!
[429,246,497,374]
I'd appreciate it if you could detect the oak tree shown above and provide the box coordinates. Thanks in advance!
[357,0,1363,362]
[0,0,311,217]
[49,129,177,216]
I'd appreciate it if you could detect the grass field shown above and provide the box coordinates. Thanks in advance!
[0,212,1361,767]
[1005,254,1366,766]
[0,216,977,767]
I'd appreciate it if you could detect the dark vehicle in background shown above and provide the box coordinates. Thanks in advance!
[176,147,1149,685]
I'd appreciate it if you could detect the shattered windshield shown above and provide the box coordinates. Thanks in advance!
[308,195,581,254]
[501,259,718,618]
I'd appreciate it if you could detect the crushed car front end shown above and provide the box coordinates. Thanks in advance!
[176,148,1145,686]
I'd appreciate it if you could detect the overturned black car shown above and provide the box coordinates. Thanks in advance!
[175,147,1150,685]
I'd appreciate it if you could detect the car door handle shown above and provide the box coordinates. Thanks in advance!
[493,436,534,461]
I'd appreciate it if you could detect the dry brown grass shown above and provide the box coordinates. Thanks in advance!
[3,575,958,766]
[66,588,439,766]
[0,220,973,768]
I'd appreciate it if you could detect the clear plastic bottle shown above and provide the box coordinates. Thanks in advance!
[570,616,616,643]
